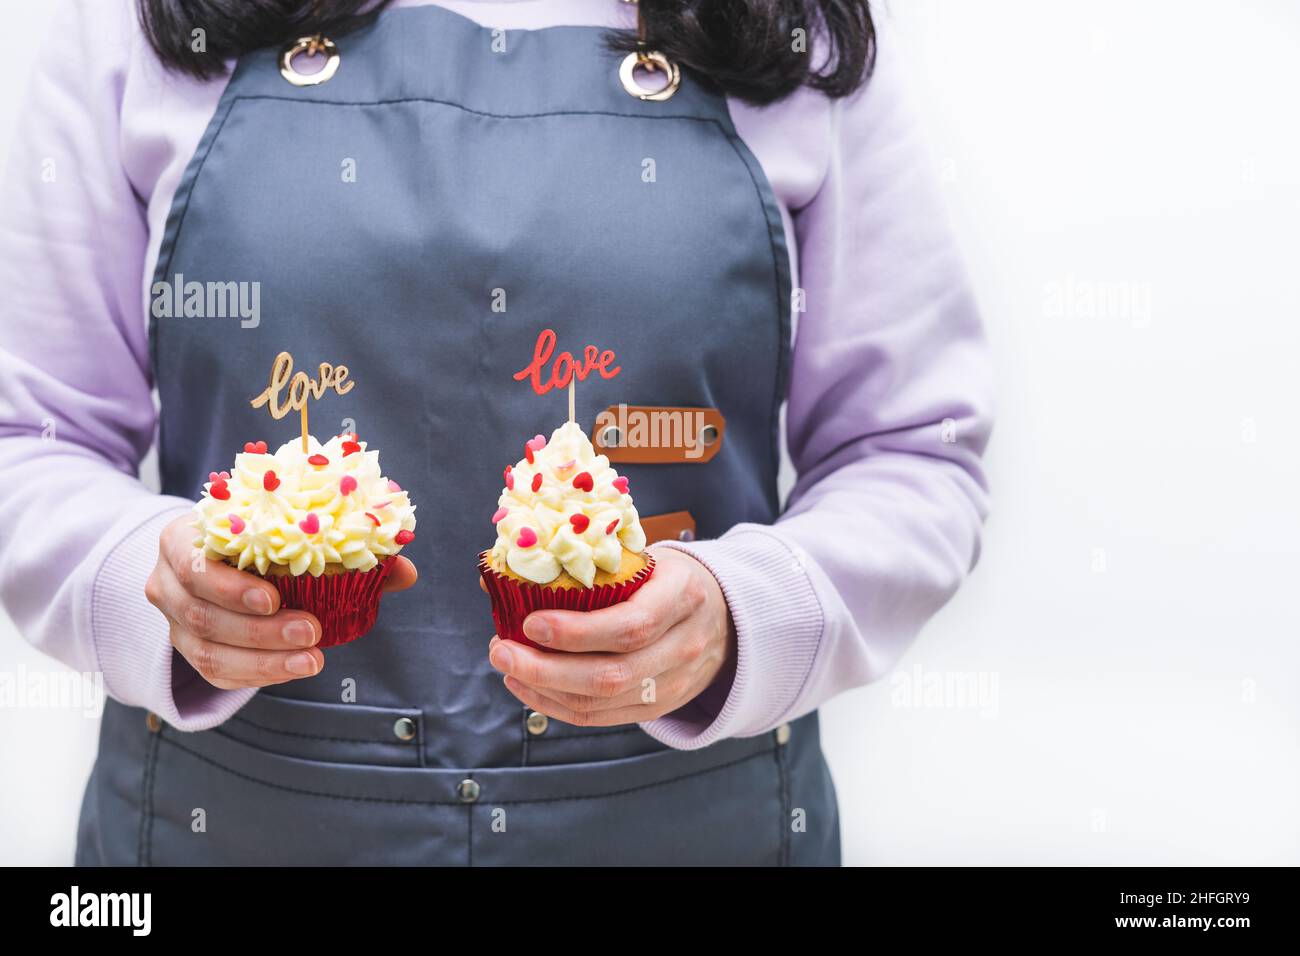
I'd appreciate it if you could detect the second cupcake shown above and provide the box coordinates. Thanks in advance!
[480,420,654,649]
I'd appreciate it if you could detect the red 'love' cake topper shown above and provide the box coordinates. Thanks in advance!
[513,328,621,396]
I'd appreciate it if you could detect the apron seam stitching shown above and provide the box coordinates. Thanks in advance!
[137,726,161,867]
[155,734,771,806]
[228,713,414,747]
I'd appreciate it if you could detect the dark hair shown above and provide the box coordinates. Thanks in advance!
[137,0,875,105]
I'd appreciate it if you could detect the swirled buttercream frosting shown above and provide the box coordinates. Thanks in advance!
[193,434,416,576]
[488,421,647,587]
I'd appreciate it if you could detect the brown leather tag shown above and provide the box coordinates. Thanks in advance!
[591,405,725,464]
[640,511,698,545]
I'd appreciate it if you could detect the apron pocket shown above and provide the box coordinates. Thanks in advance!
[471,741,785,866]
[220,692,426,768]
[522,712,670,767]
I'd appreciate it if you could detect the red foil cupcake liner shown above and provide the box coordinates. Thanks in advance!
[263,556,398,648]
[478,552,655,651]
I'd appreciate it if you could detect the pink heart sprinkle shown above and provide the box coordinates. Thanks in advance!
[491,507,509,524]
[209,472,221,483]
[373,501,390,509]
[613,476,629,495]
[516,527,538,548]
[339,475,358,496]
[220,471,230,480]
[530,434,547,449]
[227,514,245,534]
[388,479,402,492]
[299,513,320,535]
[504,465,514,490]
[559,459,576,472]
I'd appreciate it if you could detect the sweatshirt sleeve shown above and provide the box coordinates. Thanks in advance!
[641,26,994,749]
[0,0,254,731]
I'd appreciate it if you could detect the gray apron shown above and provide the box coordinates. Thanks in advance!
[76,4,839,866]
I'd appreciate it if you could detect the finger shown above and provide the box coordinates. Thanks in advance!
[382,556,418,593]
[488,632,675,699]
[520,570,689,653]
[502,675,649,728]
[509,659,699,715]
[171,626,323,689]
[162,531,280,616]
[155,563,321,649]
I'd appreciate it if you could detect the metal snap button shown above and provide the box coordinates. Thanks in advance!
[700,424,719,446]
[393,717,417,742]
[145,712,162,733]
[775,723,791,746]
[526,711,549,736]
[279,35,340,87]
[600,425,623,448]
[457,779,481,804]
[677,528,695,542]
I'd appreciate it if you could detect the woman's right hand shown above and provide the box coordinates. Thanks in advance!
[144,513,326,688]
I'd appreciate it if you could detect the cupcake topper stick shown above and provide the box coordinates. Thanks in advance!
[568,376,576,425]
[250,351,356,453]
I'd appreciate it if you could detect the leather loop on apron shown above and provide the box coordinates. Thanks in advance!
[640,510,697,544]
[593,405,725,463]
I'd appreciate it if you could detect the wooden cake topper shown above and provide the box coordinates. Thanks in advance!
[250,351,355,452]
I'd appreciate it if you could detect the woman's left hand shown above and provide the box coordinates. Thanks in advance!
[489,548,736,726]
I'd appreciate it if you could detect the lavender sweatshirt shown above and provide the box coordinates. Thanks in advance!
[0,0,992,748]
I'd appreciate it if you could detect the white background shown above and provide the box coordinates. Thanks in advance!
[2,0,1298,865]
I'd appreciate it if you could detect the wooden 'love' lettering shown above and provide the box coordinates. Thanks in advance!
[250,352,354,418]
[250,351,355,451]
[514,328,621,395]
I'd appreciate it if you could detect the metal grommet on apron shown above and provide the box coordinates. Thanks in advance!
[392,717,417,741]
[618,1,680,101]
[279,35,340,87]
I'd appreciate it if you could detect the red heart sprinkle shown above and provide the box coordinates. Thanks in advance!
[209,480,230,500]
[516,527,538,548]
[365,512,380,526]
[605,519,619,535]
[531,472,543,493]
[491,507,508,524]
[308,454,329,466]
[298,513,320,535]
[228,514,245,534]
[342,441,362,457]
[569,513,590,534]
[243,441,267,454]
[525,444,535,465]
[263,470,280,492]
[572,472,594,492]
[339,475,357,496]
[395,529,415,545]
[613,476,629,494]
[503,466,513,490]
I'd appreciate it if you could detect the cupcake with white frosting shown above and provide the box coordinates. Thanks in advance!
[480,421,654,648]
[193,432,416,646]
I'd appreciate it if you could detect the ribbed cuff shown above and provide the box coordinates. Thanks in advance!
[639,525,825,750]
[87,497,255,732]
